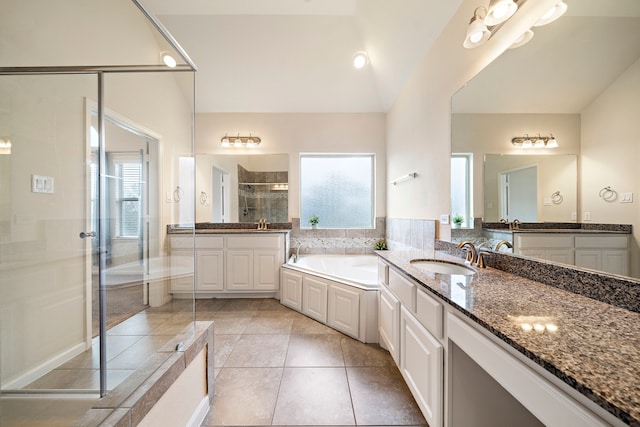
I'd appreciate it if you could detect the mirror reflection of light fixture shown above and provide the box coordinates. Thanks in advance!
[0,137,11,155]
[161,51,177,68]
[512,134,559,149]
[534,0,568,27]
[220,133,261,148]
[485,0,517,26]
[352,51,369,69]
[463,7,491,48]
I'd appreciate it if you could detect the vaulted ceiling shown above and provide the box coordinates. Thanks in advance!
[139,0,461,113]
[140,0,640,115]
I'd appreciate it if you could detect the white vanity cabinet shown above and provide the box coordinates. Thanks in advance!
[514,232,629,274]
[378,261,444,427]
[574,235,629,276]
[378,284,400,363]
[169,232,286,297]
[514,234,574,265]
[400,306,443,427]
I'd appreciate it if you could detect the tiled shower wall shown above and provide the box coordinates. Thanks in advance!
[290,217,385,255]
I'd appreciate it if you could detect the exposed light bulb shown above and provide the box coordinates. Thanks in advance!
[546,135,559,148]
[534,1,567,26]
[485,0,518,26]
[463,11,491,48]
[509,29,534,49]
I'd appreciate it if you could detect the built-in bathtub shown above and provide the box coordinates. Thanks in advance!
[280,254,379,342]
[284,254,378,289]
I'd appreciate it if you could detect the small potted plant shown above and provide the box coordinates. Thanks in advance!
[452,214,464,228]
[374,239,387,250]
[308,215,319,229]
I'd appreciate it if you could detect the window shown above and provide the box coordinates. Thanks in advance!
[112,155,142,238]
[451,154,473,228]
[300,154,374,228]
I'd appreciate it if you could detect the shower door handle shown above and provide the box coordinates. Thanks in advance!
[79,231,97,239]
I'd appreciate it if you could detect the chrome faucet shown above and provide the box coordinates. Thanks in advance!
[293,244,305,263]
[495,240,513,251]
[457,241,477,265]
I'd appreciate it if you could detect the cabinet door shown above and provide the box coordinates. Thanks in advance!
[575,249,601,271]
[281,270,303,311]
[196,250,224,291]
[170,249,194,292]
[303,276,328,323]
[226,250,253,290]
[254,250,280,291]
[602,249,628,276]
[328,283,360,339]
[378,285,400,364]
[400,306,443,427]
[546,249,574,265]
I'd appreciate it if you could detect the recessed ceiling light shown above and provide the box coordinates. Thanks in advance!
[161,51,177,68]
[352,51,369,69]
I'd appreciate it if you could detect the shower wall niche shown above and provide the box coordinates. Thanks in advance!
[238,164,288,223]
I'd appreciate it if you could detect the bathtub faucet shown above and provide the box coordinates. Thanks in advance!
[294,244,305,263]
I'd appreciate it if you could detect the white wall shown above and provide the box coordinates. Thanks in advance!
[386,0,561,240]
[581,57,640,277]
[452,113,581,220]
[195,113,386,222]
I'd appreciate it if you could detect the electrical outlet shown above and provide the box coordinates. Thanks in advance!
[571,212,577,221]
[439,214,450,225]
[543,198,552,206]
[166,192,173,203]
[620,192,633,203]
[583,211,591,221]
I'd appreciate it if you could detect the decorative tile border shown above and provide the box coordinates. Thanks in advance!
[290,217,385,255]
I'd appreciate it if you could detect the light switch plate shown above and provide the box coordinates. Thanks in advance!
[439,214,450,225]
[620,192,633,203]
[32,174,54,194]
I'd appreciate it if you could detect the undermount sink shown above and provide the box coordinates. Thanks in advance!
[409,259,476,276]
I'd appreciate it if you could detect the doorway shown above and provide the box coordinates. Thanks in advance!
[499,165,538,222]
[88,107,160,336]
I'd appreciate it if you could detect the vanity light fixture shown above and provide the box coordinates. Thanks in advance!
[220,133,261,148]
[534,0,568,27]
[352,51,369,69]
[485,0,518,26]
[463,7,492,49]
[464,0,567,50]
[512,134,558,149]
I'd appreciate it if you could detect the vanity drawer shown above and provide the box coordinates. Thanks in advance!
[227,235,283,249]
[416,287,443,339]
[195,236,224,249]
[169,236,193,249]
[515,234,573,248]
[575,235,628,249]
[388,268,416,311]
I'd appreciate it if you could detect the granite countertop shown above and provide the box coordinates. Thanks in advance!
[168,228,291,235]
[376,250,640,425]
[485,228,631,234]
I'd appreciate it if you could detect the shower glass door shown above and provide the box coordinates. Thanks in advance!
[0,73,99,393]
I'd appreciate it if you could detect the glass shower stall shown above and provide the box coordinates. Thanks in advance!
[0,0,197,403]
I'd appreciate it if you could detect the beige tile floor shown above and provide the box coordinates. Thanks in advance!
[0,298,427,427]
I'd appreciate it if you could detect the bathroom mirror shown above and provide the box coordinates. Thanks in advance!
[195,153,289,224]
[483,154,577,222]
[451,0,640,278]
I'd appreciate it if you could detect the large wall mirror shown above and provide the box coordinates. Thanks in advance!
[451,0,640,278]
[195,154,288,224]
